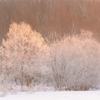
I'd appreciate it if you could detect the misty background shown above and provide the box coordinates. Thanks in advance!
[0,0,100,42]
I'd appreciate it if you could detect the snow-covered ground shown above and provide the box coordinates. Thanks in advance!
[0,91,100,100]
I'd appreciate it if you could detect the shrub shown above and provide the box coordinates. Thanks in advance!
[46,31,100,90]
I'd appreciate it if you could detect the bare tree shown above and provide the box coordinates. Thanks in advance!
[1,22,45,90]
[46,31,100,90]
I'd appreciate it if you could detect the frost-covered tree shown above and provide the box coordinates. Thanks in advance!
[46,31,100,90]
[1,22,45,89]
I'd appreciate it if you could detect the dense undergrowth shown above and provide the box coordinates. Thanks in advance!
[0,22,100,93]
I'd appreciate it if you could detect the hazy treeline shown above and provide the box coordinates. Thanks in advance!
[0,22,100,92]
[0,0,100,42]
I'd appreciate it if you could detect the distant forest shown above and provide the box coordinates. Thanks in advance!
[0,0,100,42]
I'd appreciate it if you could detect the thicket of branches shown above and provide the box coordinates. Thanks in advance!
[46,31,100,90]
[0,22,100,92]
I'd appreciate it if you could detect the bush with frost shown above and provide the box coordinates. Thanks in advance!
[47,31,100,90]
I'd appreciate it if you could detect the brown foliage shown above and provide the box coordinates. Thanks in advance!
[0,0,100,42]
